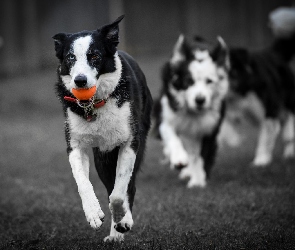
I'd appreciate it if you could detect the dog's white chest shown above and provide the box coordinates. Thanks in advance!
[67,99,131,151]
[175,111,219,138]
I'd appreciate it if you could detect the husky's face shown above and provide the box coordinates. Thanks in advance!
[53,16,124,98]
[169,35,229,113]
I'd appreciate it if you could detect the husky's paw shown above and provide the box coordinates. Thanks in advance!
[170,149,189,170]
[187,178,207,188]
[83,202,105,229]
[109,197,126,223]
[179,166,192,180]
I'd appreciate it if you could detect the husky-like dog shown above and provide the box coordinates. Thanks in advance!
[53,16,152,241]
[154,35,229,188]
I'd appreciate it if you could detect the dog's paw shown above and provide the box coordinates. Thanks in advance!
[109,197,126,223]
[179,166,192,180]
[104,234,124,242]
[84,207,105,229]
[252,155,272,167]
[170,149,189,170]
[187,178,207,188]
[82,201,105,229]
[115,222,131,233]
[114,211,133,233]
[283,143,295,159]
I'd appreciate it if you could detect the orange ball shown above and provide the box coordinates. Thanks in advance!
[72,86,97,100]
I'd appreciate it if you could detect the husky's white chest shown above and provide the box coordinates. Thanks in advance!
[175,110,220,138]
[67,98,131,151]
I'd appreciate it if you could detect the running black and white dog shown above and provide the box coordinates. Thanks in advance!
[53,16,152,241]
[229,46,295,166]
[154,35,229,188]
[193,18,295,167]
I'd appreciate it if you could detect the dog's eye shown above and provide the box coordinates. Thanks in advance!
[89,54,101,61]
[92,55,100,60]
[66,53,76,62]
[186,78,194,86]
[206,78,214,84]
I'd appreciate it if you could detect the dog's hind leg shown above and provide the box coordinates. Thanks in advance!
[282,112,295,159]
[252,118,281,167]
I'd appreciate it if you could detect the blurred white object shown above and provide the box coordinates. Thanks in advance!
[269,7,295,38]
[218,118,243,148]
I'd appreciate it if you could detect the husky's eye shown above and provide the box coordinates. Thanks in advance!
[206,78,214,84]
[186,77,194,86]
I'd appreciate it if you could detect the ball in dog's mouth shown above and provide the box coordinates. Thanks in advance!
[72,86,97,100]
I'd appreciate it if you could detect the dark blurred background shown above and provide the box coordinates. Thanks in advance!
[0,0,294,77]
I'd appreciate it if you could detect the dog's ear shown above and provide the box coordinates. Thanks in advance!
[52,33,68,60]
[100,15,124,53]
[211,36,230,70]
[170,34,192,65]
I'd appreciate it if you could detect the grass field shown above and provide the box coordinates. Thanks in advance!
[0,57,295,249]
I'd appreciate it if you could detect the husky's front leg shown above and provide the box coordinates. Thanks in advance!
[107,141,136,240]
[69,148,105,228]
[159,121,189,169]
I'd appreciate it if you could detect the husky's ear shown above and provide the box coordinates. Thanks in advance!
[211,36,230,70]
[170,34,191,65]
[52,33,68,60]
[100,15,124,53]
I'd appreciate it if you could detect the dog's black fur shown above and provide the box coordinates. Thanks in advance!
[229,45,295,119]
[53,16,152,241]
[153,36,229,187]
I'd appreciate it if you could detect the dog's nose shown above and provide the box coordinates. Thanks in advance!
[195,96,206,106]
[74,74,87,88]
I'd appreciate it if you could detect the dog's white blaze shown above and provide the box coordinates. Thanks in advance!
[186,59,218,110]
[96,52,122,99]
[194,49,210,61]
[68,35,98,89]
[67,99,131,152]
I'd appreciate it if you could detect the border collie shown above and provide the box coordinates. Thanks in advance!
[153,35,229,188]
[53,15,152,241]
[228,14,295,167]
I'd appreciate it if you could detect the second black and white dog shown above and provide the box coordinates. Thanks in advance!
[228,30,295,167]
[154,35,229,188]
[53,16,152,241]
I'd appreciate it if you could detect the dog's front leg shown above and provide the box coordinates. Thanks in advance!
[159,121,189,169]
[69,148,105,228]
[252,118,281,167]
[108,141,136,237]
